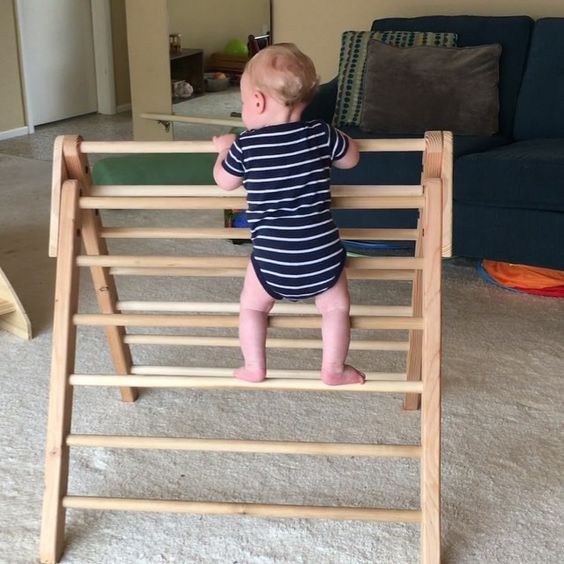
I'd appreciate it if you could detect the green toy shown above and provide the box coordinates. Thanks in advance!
[224,38,248,57]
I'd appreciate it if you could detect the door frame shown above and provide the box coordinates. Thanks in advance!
[14,0,116,133]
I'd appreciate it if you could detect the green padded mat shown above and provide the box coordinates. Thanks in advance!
[92,153,217,185]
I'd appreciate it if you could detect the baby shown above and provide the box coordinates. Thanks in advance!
[213,43,365,386]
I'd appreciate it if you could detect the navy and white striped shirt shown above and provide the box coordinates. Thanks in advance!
[223,120,349,301]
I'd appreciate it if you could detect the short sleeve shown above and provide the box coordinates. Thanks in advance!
[327,124,349,161]
[222,137,245,177]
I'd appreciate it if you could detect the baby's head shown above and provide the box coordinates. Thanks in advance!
[240,43,319,128]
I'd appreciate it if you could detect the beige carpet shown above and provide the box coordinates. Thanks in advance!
[0,152,563,564]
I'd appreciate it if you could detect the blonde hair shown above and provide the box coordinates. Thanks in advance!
[244,43,319,107]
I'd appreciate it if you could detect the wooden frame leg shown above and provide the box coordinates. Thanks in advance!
[421,178,442,564]
[39,181,81,563]
[81,208,138,402]
[62,136,137,402]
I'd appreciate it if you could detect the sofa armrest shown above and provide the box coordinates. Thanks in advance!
[303,77,338,123]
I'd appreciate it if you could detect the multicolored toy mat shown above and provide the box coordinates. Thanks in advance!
[478,260,564,297]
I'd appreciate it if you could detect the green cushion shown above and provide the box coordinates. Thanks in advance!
[92,153,217,185]
[334,30,458,127]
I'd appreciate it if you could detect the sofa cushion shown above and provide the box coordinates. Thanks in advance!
[513,18,564,139]
[303,77,339,124]
[333,30,458,127]
[454,139,564,211]
[359,40,501,135]
[371,16,533,137]
[454,203,564,270]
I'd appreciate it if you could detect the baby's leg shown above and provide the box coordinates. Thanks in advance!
[315,272,365,385]
[235,262,275,382]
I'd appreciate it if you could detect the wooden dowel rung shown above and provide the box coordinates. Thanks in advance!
[66,435,421,458]
[140,112,245,127]
[335,185,424,196]
[63,496,422,522]
[92,185,246,197]
[110,267,247,277]
[81,197,246,210]
[74,313,424,330]
[79,138,426,154]
[343,228,419,241]
[69,375,423,393]
[344,270,416,280]
[100,227,419,241]
[80,141,218,154]
[108,267,416,280]
[80,196,424,210]
[131,366,407,380]
[78,255,422,270]
[102,227,250,239]
[334,196,424,209]
[116,301,412,316]
[357,138,426,152]
[91,185,423,198]
[123,334,409,351]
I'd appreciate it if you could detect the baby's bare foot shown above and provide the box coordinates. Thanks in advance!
[321,364,365,386]
[233,366,266,383]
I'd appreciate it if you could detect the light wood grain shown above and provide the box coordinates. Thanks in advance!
[69,374,423,393]
[67,434,421,458]
[43,133,444,562]
[421,178,442,564]
[62,136,137,403]
[39,180,81,564]
[63,496,422,522]
[80,138,426,154]
[0,268,32,339]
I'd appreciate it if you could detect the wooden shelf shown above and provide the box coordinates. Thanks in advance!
[207,52,248,76]
[170,48,204,95]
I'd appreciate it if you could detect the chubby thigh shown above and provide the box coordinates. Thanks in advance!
[240,262,276,312]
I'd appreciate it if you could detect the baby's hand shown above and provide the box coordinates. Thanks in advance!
[213,134,236,153]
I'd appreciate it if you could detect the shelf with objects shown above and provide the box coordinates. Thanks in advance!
[170,48,204,103]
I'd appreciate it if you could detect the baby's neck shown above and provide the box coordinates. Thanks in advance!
[261,102,305,127]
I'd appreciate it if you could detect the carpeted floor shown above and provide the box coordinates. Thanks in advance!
[0,148,563,564]
[173,85,242,140]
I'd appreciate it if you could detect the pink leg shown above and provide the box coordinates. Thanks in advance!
[315,272,365,386]
[234,262,275,382]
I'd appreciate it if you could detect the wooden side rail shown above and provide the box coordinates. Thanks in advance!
[40,133,446,564]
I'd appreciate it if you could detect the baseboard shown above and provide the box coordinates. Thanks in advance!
[116,103,131,113]
[0,126,29,141]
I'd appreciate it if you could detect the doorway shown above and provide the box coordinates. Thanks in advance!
[16,0,113,127]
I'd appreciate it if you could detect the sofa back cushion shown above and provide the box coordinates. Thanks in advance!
[359,41,502,135]
[371,16,533,137]
[513,18,564,139]
[333,30,458,126]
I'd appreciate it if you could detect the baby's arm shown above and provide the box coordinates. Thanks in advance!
[333,132,360,170]
[213,134,243,191]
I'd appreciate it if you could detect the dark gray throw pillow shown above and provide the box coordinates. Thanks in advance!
[359,40,502,135]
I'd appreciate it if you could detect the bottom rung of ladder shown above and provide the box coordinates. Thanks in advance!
[63,496,421,522]
[69,374,423,393]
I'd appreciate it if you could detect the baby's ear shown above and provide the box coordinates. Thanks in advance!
[254,90,266,113]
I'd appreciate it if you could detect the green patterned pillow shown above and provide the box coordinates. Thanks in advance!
[334,30,458,126]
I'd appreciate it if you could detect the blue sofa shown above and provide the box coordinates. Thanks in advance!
[303,16,564,270]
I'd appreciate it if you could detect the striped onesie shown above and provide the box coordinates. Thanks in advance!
[222,120,349,301]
